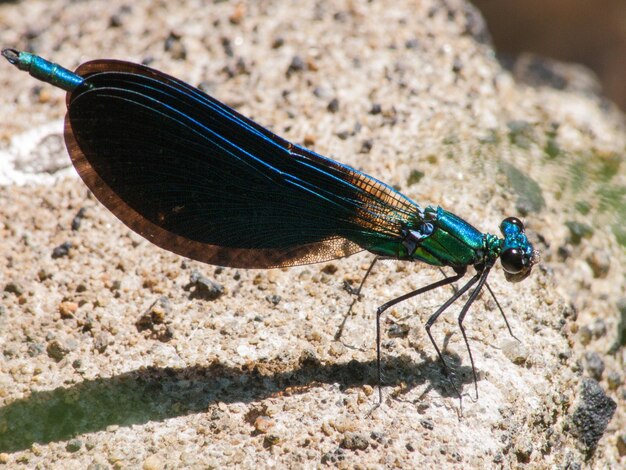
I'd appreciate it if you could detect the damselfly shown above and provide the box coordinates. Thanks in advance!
[2,49,538,400]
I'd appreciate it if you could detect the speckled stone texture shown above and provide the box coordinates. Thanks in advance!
[0,0,624,468]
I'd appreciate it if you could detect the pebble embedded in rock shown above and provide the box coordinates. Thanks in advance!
[93,332,111,353]
[578,325,592,345]
[360,139,373,153]
[184,270,224,300]
[164,31,186,60]
[142,454,163,470]
[321,448,346,464]
[4,282,24,296]
[502,338,529,365]
[327,98,339,113]
[139,296,171,327]
[27,342,45,357]
[71,207,87,231]
[589,318,607,339]
[263,434,280,448]
[606,371,622,390]
[340,432,369,451]
[66,438,82,452]
[586,250,610,278]
[387,323,410,338]
[420,419,434,430]
[583,351,605,380]
[564,221,593,245]
[253,416,274,434]
[52,241,72,259]
[135,297,175,341]
[570,378,617,454]
[59,301,78,318]
[286,55,306,76]
[617,434,626,457]
[46,337,78,361]
[86,463,109,470]
[514,437,533,463]
[265,294,281,306]
[147,297,172,325]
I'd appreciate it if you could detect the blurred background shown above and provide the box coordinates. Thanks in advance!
[473,0,626,111]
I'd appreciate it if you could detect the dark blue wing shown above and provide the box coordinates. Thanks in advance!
[65,60,420,267]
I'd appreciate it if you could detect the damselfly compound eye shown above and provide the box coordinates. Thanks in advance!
[501,216,524,232]
[501,247,527,274]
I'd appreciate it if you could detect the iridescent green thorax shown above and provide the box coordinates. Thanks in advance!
[483,233,503,264]
[423,207,487,268]
[366,206,491,268]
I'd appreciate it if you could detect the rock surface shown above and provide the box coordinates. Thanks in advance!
[0,0,624,468]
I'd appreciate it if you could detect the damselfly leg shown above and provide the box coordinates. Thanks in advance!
[336,256,380,340]
[375,268,467,402]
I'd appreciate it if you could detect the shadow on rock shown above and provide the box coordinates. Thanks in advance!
[0,353,473,452]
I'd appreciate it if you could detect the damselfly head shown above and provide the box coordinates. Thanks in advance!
[499,217,538,282]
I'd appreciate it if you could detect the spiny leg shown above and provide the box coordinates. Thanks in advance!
[424,271,481,398]
[456,266,492,399]
[335,256,379,341]
[374,268,467,403]
[485,282,519,341]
